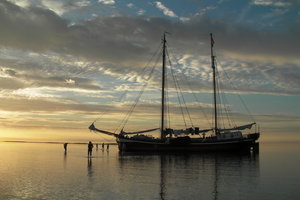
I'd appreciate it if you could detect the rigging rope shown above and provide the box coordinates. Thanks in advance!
[94,91,128,122]
[166,51,189,128]
[215,66,224,129]
[166,47,212,129]
[215,66,229,129]
[166,48,195,128]
[115,48,162,133]
[91,42,162,134]
[165,71,171,128]
[218,78,237,128]
[216,59,256,123]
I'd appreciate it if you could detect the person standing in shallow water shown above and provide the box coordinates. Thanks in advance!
[64,143,68,153]
[88,141,93,157]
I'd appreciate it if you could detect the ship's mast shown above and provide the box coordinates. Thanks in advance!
[210,33,219,135]
[161,33,167,139]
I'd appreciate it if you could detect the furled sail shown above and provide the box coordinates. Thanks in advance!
[167,127,212,136]
[120,128,160,135]
[89,123,119,137]
[219,123,256,132]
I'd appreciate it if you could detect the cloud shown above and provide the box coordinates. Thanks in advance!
[137,9,146,15]
[196,5,217,16]
[0,49,104,92]
[1,0,299,64]
[154,1,178,18]
[251,0,292,6]
[0,1,69,51]
[0,95,201,131]
[127,3,134,8]
[0,0,300,99]
[263,8,289,18]
[98,0,115,5]
[1,0,299,65]
[7,0,30,7]
[0,77,26,90]
[7,0,92,16]
[38,0,69,15]
[75,1,91,7]
[22,75,102,90]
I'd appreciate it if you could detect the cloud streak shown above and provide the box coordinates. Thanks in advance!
[251,0,292,6]
[154,1,178,18]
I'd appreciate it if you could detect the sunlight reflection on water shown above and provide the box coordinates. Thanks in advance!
[0,142,299,200]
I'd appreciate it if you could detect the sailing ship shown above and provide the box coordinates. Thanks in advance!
[89,33,260,152]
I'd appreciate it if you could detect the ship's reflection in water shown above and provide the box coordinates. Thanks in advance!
[0,143,264,200]
[118,151,259,200]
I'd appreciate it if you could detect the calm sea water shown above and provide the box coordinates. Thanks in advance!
[0,141,299,200]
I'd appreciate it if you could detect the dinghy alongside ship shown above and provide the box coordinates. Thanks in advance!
[89,33,260,152]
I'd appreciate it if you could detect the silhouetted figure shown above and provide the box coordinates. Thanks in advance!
[107,143,109,151]
[88,141,94,157]
[96,143,98,151]
[64,143,68,153]
[102,143,104,149]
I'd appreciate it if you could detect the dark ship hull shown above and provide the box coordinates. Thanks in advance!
[117,133,260,152]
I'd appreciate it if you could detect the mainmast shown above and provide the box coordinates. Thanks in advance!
[210,33,219,135]
[161,33,167,139]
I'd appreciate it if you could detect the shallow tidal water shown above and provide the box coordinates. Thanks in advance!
[0,141,300,200]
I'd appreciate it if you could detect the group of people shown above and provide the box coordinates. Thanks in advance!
[63,142,110,157]
[88,142,110,157]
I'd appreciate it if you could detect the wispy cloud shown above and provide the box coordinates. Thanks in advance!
[127,3,134,8]
[154,1,178,18]
[251,0,292,6]
[7,0,92,16]
[98,0,115,5]
[137,9,146,15]
[196,5,217,15]
[1,0,300,97]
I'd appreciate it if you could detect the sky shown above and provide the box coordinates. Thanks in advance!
[0,0,299,142]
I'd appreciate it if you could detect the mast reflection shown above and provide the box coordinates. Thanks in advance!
[160,155,166,200]
[118,151,259,200]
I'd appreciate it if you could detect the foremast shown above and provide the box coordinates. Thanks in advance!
[161,33,167,139]
[210,33,219,135]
